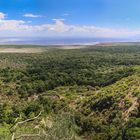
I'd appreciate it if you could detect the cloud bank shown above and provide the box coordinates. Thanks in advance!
[0,12,140,38]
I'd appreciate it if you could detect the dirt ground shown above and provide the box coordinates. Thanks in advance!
[0,48,45,53]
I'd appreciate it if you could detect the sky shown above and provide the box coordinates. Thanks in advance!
[1,0,140,38]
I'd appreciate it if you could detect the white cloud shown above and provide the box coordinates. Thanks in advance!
[52,18,65,21]
[0,12,6,19]
[46,19,69,32]
[0,17,140,38]
[44,20,140,38]
[23,13,42,18]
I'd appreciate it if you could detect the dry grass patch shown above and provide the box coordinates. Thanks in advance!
[0,48,46,53]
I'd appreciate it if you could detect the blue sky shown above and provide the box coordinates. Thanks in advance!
[0,0,140,38]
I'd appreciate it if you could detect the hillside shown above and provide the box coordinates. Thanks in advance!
[0,44,139,140]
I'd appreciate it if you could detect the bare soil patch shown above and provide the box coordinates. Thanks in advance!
[58,45,87,49]
[0,48,45,53]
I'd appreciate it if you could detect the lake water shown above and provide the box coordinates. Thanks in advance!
[0,37,132,45]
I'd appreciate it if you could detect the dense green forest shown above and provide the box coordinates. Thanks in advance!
[0,44,139,140]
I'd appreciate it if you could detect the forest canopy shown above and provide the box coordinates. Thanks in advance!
[0,44,139,140]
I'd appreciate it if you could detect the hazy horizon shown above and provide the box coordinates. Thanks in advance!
[0,36,138,45]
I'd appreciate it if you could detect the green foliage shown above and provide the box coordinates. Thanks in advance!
[0,44,139,139]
